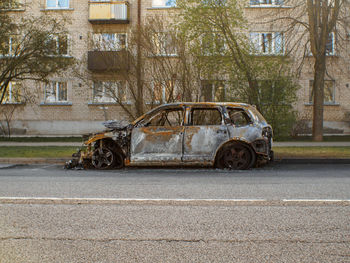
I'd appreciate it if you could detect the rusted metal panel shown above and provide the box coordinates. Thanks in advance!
[183,125,229,163]
[130,126,184,163]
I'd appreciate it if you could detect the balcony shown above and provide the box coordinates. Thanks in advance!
[88,50,129,71]
[88,1,130,24]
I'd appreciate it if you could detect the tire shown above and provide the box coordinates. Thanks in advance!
[92,147,116,170]
[216,142,255,170]
[113,149,125,169]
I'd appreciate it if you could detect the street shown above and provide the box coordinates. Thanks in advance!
[0,163,350,262]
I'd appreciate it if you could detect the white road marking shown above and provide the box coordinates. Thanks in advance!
[0,197,349,206]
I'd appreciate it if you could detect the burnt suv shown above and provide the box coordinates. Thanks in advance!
[68,102,273,170]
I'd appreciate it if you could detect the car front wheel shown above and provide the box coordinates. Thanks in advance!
[92,147,116,170]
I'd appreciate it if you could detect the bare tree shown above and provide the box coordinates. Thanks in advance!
[175,0,298,138]
[76,14,200,121]
[0,0,75,104]
[263,0,349,141]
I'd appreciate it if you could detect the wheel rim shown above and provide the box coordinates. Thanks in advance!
[221,145,251,169]
[92,148,114,169]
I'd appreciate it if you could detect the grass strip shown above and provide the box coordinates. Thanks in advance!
[273,146,350,158]
[0,137,82,143]
[0,146,349,159]
[0,146,79,158]
[276,135,350,142]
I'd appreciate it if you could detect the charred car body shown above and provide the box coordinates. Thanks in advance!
[67,102,273,170]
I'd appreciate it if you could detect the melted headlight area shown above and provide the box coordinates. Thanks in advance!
[252,139,268,155]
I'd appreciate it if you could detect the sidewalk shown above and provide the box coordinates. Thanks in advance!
[0,141,349,166]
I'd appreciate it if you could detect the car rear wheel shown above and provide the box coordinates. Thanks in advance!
[216,142,254,170]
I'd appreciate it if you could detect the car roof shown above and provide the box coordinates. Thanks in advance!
[158,102,253,108]
[132,102,255,125]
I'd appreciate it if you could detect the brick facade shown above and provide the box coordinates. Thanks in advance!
[2,0,350,135]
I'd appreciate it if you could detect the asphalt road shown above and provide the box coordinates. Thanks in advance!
[0,163,350,200]
[0,163,350,262]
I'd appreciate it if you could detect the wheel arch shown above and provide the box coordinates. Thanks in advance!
[214,138,257,168]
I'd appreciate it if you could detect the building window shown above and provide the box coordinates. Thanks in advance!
[201,80,225,102]
[47,35,69,56]
[250,32,284,55]
[326,32,335,56]
[46,0,69,9]
[153,32,177,56]
[307,32,335,56]
[201,32,227,56]
[92,81,126,103]
[92,33,127,51]
[250,0,283,6]
[309,80,336,104]
[44,81,68,103]
[201,0,227,5]
[2,82,22,103]
[0,36,20,57]
[0,0,24,10]
[152,80,178,103]
[152,0,176,8]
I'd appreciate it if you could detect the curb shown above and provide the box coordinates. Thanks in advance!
[1,158,350,166]
[275,158,350,165]
[0,158,69,165]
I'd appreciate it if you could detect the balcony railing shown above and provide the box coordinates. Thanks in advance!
[88,1,130,24]
[88,50,129,71]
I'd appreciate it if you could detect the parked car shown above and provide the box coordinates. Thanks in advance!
[67,102,273,170]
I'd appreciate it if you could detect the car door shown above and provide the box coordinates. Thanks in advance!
[183,106,229,163]
[130,106,185,164]
[225,107,256,139]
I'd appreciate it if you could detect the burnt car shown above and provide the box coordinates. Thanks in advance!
[68,102,273,170]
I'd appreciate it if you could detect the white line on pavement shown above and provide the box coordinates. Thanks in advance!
[0,197,349,206]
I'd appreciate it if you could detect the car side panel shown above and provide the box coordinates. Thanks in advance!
[130,126,184,164]
[183,125,229,163]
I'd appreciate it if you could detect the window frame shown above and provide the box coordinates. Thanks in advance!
[201,32,227,56]
[146,107,185,127]
[92,33,127,52]
[249,0,284,7]
[0,0,25,10]
[0,35,21,57]
[153,32,178,57]
[47,34,70,57]
[151,79,179,104]
[326,32,335,56]
[152,0,176,8]
[46,0,70,9]
[250,32,284,55]
[92,80,127,104]
[2,81,22,104]
[44,81,68,103]
[189,107,224,126]
[201,80,226,102]
[225,107,253,127]
[308,79,336,105]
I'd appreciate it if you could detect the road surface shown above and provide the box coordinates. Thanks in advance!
[0,163,349,262]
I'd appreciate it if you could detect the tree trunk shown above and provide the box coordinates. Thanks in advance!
[136,0,144,117]
[312,56,326,142]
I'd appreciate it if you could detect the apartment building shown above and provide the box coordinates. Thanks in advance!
[1,0,350,135]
